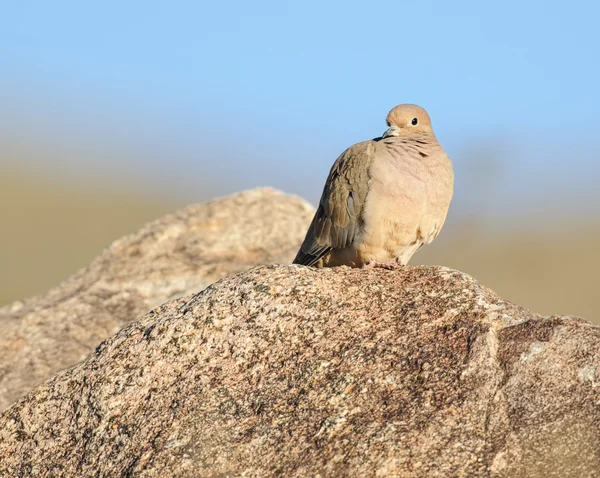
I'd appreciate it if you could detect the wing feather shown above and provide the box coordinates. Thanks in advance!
[293,141,374,266]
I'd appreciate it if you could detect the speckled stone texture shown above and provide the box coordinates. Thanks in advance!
[0,189,314,411]
[1,265,598,477]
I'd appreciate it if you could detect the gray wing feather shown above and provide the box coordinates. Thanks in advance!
[293,141,374,266]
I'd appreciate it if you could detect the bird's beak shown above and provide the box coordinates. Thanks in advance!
[381,125,400,138]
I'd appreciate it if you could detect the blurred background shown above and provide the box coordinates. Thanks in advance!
[1,1,599,321]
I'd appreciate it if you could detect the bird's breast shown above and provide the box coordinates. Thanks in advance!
[353,140,453,264]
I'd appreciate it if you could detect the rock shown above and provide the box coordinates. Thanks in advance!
[0,189,314,411]
[1,265,598,477]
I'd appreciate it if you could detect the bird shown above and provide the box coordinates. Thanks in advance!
[293,104,454,269]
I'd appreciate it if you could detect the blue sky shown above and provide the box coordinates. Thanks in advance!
[1,1,599,219]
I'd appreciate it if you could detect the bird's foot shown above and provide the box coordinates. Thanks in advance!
[363,260,401,270]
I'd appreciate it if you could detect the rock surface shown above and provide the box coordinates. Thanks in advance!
[1,265,599,477]
[0,188,314,411]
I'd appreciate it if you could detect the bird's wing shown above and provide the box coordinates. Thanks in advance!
[293,140,375,266]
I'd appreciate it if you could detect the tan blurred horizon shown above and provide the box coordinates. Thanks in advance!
[1,161,598,324]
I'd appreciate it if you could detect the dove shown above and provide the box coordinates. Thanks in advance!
[293,104,453,269]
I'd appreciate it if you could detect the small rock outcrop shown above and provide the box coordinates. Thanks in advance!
[1,265,598,477]
[0,189,314,411]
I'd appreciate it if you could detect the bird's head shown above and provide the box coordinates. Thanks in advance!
[382,104,434,138]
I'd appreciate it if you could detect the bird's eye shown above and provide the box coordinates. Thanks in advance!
[411,117,418,126]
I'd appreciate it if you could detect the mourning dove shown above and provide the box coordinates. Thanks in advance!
[293,104,453,269]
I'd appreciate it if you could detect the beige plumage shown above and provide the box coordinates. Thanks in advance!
[293,104,454,268]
